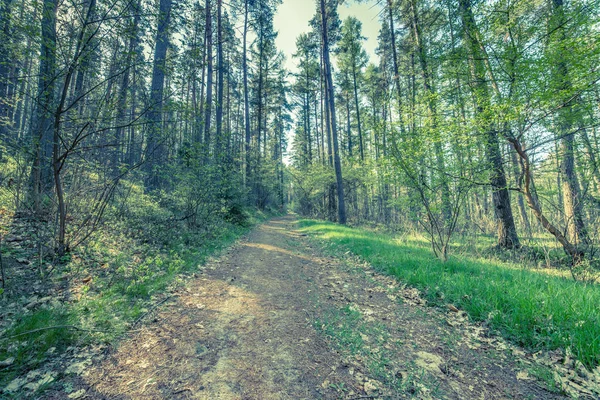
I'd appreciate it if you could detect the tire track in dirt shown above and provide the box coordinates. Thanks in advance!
[52,216,565,399]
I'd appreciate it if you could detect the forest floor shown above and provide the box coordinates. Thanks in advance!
[44,216,568,399]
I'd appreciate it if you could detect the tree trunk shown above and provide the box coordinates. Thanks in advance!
[321,0,346,224]
[510,138,583,264]
[346,91,352,157]
[352,68,364,161]
[114,0,141,170]
[321,49,332,167]
[203,0,213,161]
[144,0,171,189]
[0,0,15,155]
[550,0,589,247]
[409,0,451,223]
[30,0,57,213]
[215,0,224,161]
[243,0,251,189]
[510,149,531,233]
[458,0,520,249]
[386,0,405,133]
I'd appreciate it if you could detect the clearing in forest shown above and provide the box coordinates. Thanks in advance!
[48,216,566,399]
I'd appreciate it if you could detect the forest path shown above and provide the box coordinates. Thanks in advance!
[61,216,563,399]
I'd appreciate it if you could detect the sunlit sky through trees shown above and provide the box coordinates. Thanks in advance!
[273,0,382,75]
[272,1,382,162]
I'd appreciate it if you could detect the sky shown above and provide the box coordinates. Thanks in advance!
[271,0,383,163]
[273,0,383,74]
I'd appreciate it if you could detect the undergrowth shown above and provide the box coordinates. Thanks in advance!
[299,219,600,370]
[0,180,270,395]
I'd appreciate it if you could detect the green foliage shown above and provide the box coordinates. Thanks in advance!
[300,219,600,369]
[290,163,335,217]
[0,176,269,394]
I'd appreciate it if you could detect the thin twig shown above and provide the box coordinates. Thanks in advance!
[131,295,174,327]
[0,235,5,291]
[4,325,110,339]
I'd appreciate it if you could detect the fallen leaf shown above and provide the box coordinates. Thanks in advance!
[364,379,381,395]
[516,370,532,380]
[65,360,91,376]
[68,389,86,399]
[23,372,55,391]
[0,357,15,367]
[415,351,444,375]
[4,377,26,393]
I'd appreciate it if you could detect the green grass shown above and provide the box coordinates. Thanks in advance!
[299,219,600,369]
[0,308,75,392]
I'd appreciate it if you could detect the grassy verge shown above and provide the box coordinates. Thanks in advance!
[299,219,600,369]
[0,203,269,395]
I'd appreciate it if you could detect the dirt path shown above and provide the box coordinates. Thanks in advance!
[54,216,565,399]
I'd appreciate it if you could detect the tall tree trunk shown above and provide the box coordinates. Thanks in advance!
[196,7,207,146]
[322,50,332,167]
[352,67,364,161]
[255,21,265,206]
[203,0,213,161]
[321,0,346,224]
[386,0,405,133]
[550,0,589,247]
[0,0,15,155]
[72,0,96,115]
[346,91,352,157]
[144,0,171,189]
[306,65,312,163]
[114,0,141,170]
[315,88,324,164]
[243,0,251,189]
[320,56,327,165]
[215,0,224,161]
[458,0,520,249]
[409,0,451,223]
[30,0,57,212]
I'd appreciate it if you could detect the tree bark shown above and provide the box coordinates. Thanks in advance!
[0,0,15,154]
[352,67,364,161]
[550,0,589,247]
[458,0,520,249]
[509,138,582,264]
[243,0,251,188]
[386,0,405,133]
[30,0,57,213]
[215,0,224,161]
[144,0,171,189]
[409,0,451,223]
[320,0,346,224]
[114,0,141,170]
[203,0,213,161]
